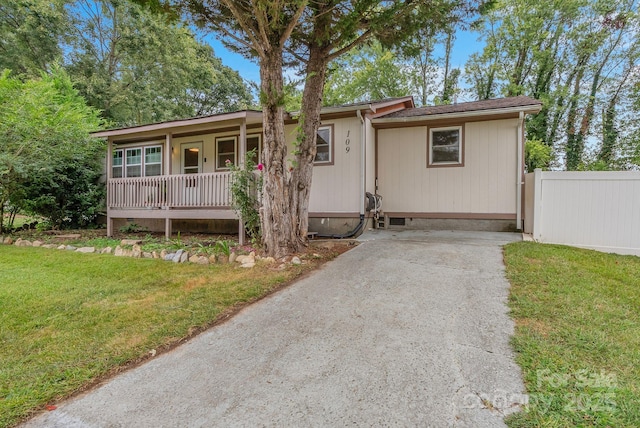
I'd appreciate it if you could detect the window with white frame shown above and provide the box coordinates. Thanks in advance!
[246,134,262,165]
[112,150,123,178]
[314,125,333,164]
[428,126,463,166]
[144,146,162,176]
[216,136,237,170]
[112,145,162,178]
[126,148,142,177]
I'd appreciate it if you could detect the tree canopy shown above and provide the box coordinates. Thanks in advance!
[66,0,253,126]
[466,0,640,170]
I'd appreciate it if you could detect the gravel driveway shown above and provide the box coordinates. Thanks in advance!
[24,230,526,428]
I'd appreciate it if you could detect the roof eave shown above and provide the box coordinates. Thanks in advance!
[290,96,415,117]
[371,104,542,125]
[91,110,263,138]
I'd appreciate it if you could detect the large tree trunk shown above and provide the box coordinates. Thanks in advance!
[286,44,331,252]
[259,50,295,258]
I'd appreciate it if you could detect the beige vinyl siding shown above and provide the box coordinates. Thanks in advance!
[377,118,518,214]
[170,129,263,174]
[285,117,362,213]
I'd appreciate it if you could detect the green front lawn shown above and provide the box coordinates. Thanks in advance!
[0,245,324,427]
[504,242,640,427]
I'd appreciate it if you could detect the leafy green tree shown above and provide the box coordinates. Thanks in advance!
[0,69,104,232]
[323,41,412,106]
[465,0,640,170]
[0,0,68,77]
[524,139,552,172]
[66,0,253,126]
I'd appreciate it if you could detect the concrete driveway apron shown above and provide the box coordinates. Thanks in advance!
[24,230,526,428]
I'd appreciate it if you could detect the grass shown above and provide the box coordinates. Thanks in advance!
[504,242,640,427]
[0,245,334,427]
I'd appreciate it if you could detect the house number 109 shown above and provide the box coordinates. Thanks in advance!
[345,130,350,153]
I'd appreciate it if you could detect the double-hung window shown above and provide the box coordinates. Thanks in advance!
[246,134,262,165]
[144,146,162,176]
[112,150,123,178]
[314,125,333,165]
[428,126,463,167]
[112,145,162,178]
[125,148,142,177]
[216,136,237,170]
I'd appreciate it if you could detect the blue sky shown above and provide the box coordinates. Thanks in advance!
[205,29,485,89]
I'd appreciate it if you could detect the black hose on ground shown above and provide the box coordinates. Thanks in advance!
[316,214,366,239]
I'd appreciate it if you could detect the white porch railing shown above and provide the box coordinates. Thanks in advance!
[107,172,232,208]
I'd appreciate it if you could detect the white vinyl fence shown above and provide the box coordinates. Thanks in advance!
[524,169,640,256]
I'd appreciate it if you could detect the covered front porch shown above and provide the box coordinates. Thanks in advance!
[94,110,265,243]
[107,172,239,239]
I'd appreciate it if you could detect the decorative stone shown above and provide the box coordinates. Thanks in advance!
[4,237,13,245]
[196,256,209,265]
[76,247,95,253]
[42,244,57,249]
[16,239,33,247]
[65,245,77,251]
[132,244,142,258]
[236,255,254,264]
[32,240,43,247]
[217,255,228,264]
[249,251,256,257]
[291,256,302,265]
[121,239,142,246]
[172,249,184,263]
[164,253,175,261]
[143,252,153,258]
[208,254,217,264]
[101,246,113,254]
[57,245,66,250]
[152,251,159,259]
[53,234,81,240]
[14,238,22,245]
[114,246,132,257]
[189,255,200,263]
[160,249,167,259]
[241,262,255,268]
[179,252,189,263]
[229,252,237,263]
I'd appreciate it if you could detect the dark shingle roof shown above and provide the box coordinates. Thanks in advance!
[378,96,541,119]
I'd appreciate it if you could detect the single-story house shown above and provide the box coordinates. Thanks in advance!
[92,96,542,241]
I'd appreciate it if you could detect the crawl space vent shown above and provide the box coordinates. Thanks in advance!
[389,217,406,226]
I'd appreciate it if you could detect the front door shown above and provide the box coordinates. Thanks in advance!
[181,142,202,205]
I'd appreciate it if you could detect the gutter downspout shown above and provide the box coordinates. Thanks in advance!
[516,111,524,230]
[357,108,366,219]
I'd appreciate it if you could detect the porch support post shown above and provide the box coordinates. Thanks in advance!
[238,119,247,245]
[165,217,172,241]
[106,139,113,237]
[165,133,172,175]
[107,209,113,237]
[164,133,172,240]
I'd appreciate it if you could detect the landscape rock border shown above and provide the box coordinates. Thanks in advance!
[1,236,305,268]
